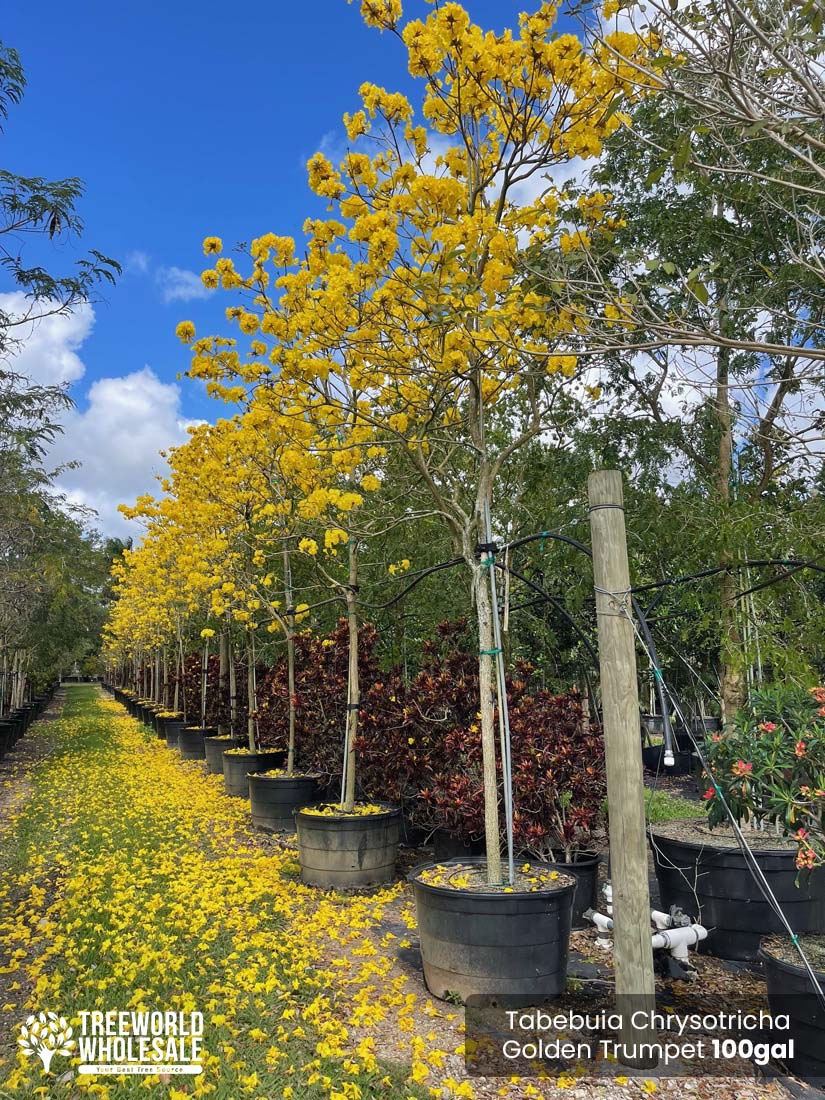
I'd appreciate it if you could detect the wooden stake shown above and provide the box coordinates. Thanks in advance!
[588,470,657,1070]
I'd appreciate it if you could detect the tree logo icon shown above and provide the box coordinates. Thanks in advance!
[17,1012,76,1073]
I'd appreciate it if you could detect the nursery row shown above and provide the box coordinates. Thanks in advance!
[122,618,606,859]
[107,677,825,1083]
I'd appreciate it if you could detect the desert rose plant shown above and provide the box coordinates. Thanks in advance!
[703,684,825,869]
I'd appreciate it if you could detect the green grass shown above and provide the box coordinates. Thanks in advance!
[644,787,703,824]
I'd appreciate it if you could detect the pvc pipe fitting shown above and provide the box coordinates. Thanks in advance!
[651,924,707,959]
[651,910,674,930]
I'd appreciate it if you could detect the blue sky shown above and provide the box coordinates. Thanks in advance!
[2,0,578,533]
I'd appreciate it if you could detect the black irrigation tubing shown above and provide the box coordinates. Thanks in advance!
[499,528,675,736]
[358,557,464,612]
[493,561,600,665]
[628,558,825,596]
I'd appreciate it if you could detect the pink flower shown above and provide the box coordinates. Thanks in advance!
[796,828,810,840]
[711,733,722,742]
[796,741,806,757]
[732,760,753,777]
[759,722,777,732]
[702,788,715,801]
[797,849,816,870]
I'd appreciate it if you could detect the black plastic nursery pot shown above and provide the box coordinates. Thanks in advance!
[178,726,215,760]
[164,720,185,749]
[203,735,233,775]
[431,828,485,863]
[650,824,825,960]
[222,749,287,798]
[0,721,14,757]
[641,744,696,776]
[294,802,401,889]
[410,856,576,1004]
[544,851,600,930]
[249,773,321,832]
[759,939,825,1083]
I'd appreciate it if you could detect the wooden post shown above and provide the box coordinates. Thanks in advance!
[588,470,657,1070]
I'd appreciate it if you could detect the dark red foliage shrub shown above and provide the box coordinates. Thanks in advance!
[180,616,606,853]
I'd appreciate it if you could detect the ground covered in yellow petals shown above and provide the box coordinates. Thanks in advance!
[0,687,425,1100]
[0,688,792,1100]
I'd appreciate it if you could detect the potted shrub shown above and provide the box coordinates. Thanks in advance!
[651,684,825,960]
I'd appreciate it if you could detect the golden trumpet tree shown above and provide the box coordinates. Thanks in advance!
[179,0,644,881]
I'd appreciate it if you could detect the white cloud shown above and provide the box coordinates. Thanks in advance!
[0,292,93,386]
[155,266,212,304]
[50,367,200,537]
[126,250,151,275]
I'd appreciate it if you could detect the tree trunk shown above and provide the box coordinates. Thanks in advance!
[218,631,228,734]
[162,646,169,709]
[473,564,503,885]
[284,547,296,776]
[246,637,256,751]
[228,632,237,735]
[200,640,209,728]
[343,540,359,813]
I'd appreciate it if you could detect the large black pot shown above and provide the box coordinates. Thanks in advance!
[0,721,15,757]
[295,803,401,888]
[642,744,696,776]
[249,773,320,832]
[651,827,825,959]
[164,721,185,749]
[544,851,600,929]
[431,828,485,862]
[204,735,233,775]
[178,726,215,760]
[222,749,287,798]
[410,856,576,1003]
[759,940,825,1083]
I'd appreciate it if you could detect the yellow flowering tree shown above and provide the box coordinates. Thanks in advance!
[180,0,643,880]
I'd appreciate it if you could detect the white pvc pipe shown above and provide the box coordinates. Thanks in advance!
[651,925,707,959]
[651,910,674,930]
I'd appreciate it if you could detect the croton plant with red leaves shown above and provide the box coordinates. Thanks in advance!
[179,617,607,855]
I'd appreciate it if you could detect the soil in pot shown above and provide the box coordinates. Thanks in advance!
[249,772,321,832]
[222,749,287,798]
[294,802,401,889]
[204,735,233,775]
[542,851,600,929]
[650,820,825,960]
[410,857,576,1004]
[760,935,825,1083]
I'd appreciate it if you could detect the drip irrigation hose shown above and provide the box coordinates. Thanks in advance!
[494,562,600,665]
